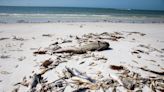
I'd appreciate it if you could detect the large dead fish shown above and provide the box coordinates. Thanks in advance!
[53,41,110,54]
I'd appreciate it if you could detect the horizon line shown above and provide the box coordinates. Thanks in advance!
[1,5,164,11]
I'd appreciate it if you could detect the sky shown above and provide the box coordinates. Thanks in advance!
[0,0,164,10]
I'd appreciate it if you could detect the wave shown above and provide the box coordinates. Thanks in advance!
[0,13,114,17]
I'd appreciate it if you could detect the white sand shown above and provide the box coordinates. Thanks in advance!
[0,23,164,92]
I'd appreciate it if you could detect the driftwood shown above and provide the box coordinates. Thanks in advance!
[53,41,109,54]
[140,67,164,76]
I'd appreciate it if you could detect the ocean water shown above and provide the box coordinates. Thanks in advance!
[0,6,164,23]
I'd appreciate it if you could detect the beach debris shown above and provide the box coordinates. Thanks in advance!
[138,44,162,53]
[51,42,59,45]
[161,48,164,51]
[46,44,61,52]
[93,54,108,61]
[29,67,55,91]
[65,67,93,82]
[109,73,123,85]
[127,32,146,36]
[33,50,47,54]
[9,31,164,92]
[110,65,124,71]
[0,37,9,41]
[19,43,24,48]
[12,86,20,92]
[61,39,72,43]
[12,36,25,41]
[40,58,53,68]
[140,67,164,75]
[29,74,43,91]
[14,76,29,87]
[17,56,26,61]
[121,77,135,90]
[137,55,141,58]
[15,65,19,68]
[53,41,109,54]
[132,60,138,64]
[70,76,92,84]
[79,61,85,65]
[81,32,124,41]
[33,48,47,54]
[0,70,11,75]
[100,78,115,89]
[72,88,89,92]
[147,59,156,63]
[40,77,67,92]
[42,34,52,37]
[0,55,10,59]
[131,49,149,55]
[89,62,97,66]
[51,58,67,68]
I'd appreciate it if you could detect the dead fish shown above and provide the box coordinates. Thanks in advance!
[65,67,93,82]
[12,36,25,41]
[128,32,146,36]
[110,65,124,71]
[101,79,115,89]
[42,34,52,37]
[33,50,47,54]
[70,76,92,84]
[0,55,10,59]
[0,37,9,41]
[30,74,42,90]
[40,58,53,68]
[12,86,20,92]
[14,76,29,87]
[0,71,10,75]
[109,73,123,85]
[53,41,109,54]
[73,88,89,92]
[46,78,67,92]
[121,77,135,90]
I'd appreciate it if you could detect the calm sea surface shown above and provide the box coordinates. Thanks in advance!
[0,6,164,23]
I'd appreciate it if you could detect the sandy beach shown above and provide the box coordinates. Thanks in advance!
[0,23,164,92]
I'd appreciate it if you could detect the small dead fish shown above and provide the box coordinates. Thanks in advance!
[73,88,89,92]
[70,76,92,84]
[0,71,10,75]
[121,77,135,90]
[110,65,124,71]
[33,50,47,54]
[30,74,42,90]
[42,34,52,37]
[40,58,53,68]
[109,73,123,85]
[0,37,9,41]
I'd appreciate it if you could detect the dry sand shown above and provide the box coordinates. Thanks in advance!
[0,23,164,92]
